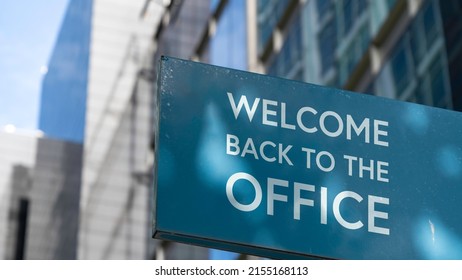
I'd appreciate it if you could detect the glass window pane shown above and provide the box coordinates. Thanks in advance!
[267,13,302,79]
[257,0,290,54]
[210,0,220,12]
[319,17,337,74]
[423,2,437,45]
[343,0,354,36]
[409,21,424,67]
[211,0,247,70]
[429,56,447,107]
[357,0,368,15]
[316,0,332,18]
[415,80,428,105]
[391,42,410,95]
[387,0,397,9]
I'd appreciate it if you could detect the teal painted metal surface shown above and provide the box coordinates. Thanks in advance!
[153,56,462,259]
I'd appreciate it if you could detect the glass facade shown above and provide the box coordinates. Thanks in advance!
[374,0,452,108]
[38,0,92,143]
[154,1,210,63]
[335,0,370,86]
[210,0,247,71]
[318,4,337,76]
[260,0,374,87]
[268,12,303,80]
[439,0,462,111]
[259,0,456,110]
[257,0,290,53]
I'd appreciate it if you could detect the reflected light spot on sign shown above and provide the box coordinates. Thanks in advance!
[404,105,429,135]
[436,146,462,178]
[413,216,462,259]
[196,104,248,187]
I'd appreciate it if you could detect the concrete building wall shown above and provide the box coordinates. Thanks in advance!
[0,132,36,259]
[78,0,162,259]
[0,131,83,260]
[26,138,83,259]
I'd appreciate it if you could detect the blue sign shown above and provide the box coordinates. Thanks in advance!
[153,56,462,259]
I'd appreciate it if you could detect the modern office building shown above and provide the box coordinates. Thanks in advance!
[439,0,462,110]
[38,0,92,143]
[255,0,459,111]
[36,0,164,259]
[0,131,37,259]
[153,0,460,108]
[76,0,161,259]
[0,130,82,259]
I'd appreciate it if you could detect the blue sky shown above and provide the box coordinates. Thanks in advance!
[0,0,69,130]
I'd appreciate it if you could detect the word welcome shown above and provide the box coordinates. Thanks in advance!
[227,92,389,147]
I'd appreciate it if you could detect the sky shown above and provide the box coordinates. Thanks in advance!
[0,0,69,130]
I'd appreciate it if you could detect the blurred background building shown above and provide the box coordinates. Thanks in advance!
[0,129,82,259]
[1,0,462,259]
[1,0,164,260]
